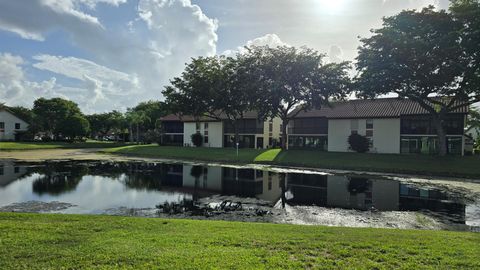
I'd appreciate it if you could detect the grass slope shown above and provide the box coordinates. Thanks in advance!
[0,141,127,150]
[0,213,479,269]
[105,145,480,178]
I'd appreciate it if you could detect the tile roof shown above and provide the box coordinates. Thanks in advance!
[292,98,469,119]
[160,111,260,122]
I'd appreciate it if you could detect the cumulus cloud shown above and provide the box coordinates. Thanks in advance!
[222,33,289,56]
[328,45,344,63]
[0,0,219,112]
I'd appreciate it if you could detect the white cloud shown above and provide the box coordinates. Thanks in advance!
[222,33,289,56]
[0,0,219,112]
[328,45,344,63]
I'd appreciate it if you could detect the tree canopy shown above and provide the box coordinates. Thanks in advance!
[355,4,480,155]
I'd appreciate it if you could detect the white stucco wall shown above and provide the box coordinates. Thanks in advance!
[327,118,400,154]
[182,165,222,191]
[183,121,223,148]
[0,110,29,141]
[0,161,27,187]
[371,118,400,154]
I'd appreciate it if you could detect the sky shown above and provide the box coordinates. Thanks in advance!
[0,0,450,113]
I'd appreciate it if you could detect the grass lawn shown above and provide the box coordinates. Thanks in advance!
[0,213,478,269]
[0,140,127,150]
[105,145,480,178]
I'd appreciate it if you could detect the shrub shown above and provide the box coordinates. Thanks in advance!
[191,132,203,147]
[144,129,161,144]
[348,133,370,153]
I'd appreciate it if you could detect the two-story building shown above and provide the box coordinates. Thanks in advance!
[160,112,282,149]
[0,106,29,141]
[288,98,468,155]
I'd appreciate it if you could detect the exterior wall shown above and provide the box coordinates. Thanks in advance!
[182,165,222,191]
[261,117,282,148]
[371,119,401,154]
[183,121,223,148]
[0,110,29,141]
[327,118,401,154]
[0,161,28,187]
[327,119,353,152]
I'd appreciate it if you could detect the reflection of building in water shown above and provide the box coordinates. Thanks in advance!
[0,161,27,187]
[286,174,466,223]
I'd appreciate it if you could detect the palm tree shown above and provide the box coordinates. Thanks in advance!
[126,110,151,144]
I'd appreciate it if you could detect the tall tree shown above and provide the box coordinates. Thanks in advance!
[132,101,168,131]
[355,5,480,155]
[466,108,480,134]
[32,98,83,139]
[57,114,90,141]
[163,56,258,146]
[126,109,150,144]
[87,110,124,139]
[243,46,351,149]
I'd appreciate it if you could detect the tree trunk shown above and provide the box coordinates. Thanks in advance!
[433,115,447,156]
[129,123,133,143]
[281,118,289,150]
[136,123,140,144]
[233,121,240,149]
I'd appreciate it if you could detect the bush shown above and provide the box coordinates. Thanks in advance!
[191,133,203,147]
[144,129,161,144]
[348,133,370,153]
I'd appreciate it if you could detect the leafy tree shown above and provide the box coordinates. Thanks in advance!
[8,106,34,123]
[86,111,124,140]
[348,133,370,153]
[57,114,90,141]
[131,101,168,131]
[126,109,150,144]
[32,98,83,140]
[163,56,258,146]
[243,46,351,149]
[466,108,480,135]
[191,133,203,147]
[355,5,480,155]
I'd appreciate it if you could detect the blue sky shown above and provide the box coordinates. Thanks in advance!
[0,0,449,113]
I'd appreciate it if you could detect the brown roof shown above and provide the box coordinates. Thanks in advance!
[160,111,260,122]
[292,98,469,119]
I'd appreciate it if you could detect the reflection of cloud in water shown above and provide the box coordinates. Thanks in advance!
[0,174,190,213]
[466,203,480,227]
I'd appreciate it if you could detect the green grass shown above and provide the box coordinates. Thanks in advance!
[105,145,480,178]
[104,144,266,163]
[0,141,127,150]
[0,213,478,269]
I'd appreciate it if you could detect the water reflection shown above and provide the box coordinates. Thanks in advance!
[0,160,475,225]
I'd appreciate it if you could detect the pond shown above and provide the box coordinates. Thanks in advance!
[0,160,479,231]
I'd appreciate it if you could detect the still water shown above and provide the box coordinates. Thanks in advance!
[0,160,479,230]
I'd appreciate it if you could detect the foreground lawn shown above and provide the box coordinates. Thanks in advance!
[0,213,478,269]
[0,141,127,150]
[105,145,480,178]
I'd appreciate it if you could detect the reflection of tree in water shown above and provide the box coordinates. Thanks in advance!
[122,163,170,191]
[190,166,203,202]
[32,164,89,195]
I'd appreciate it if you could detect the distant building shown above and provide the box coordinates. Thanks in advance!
[160,112,282,149]
[288,98,468,155]
[0,106,29,141]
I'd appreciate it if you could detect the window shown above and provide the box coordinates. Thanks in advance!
[350,119,358,134]
[15,123,20,130]
[269,123,273,132]
[204,122,208,129]
[365,119,374,147]
[14,166,20,174]
[0,122,4,130]
[366,119,373,129]
[204,136,209,143]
